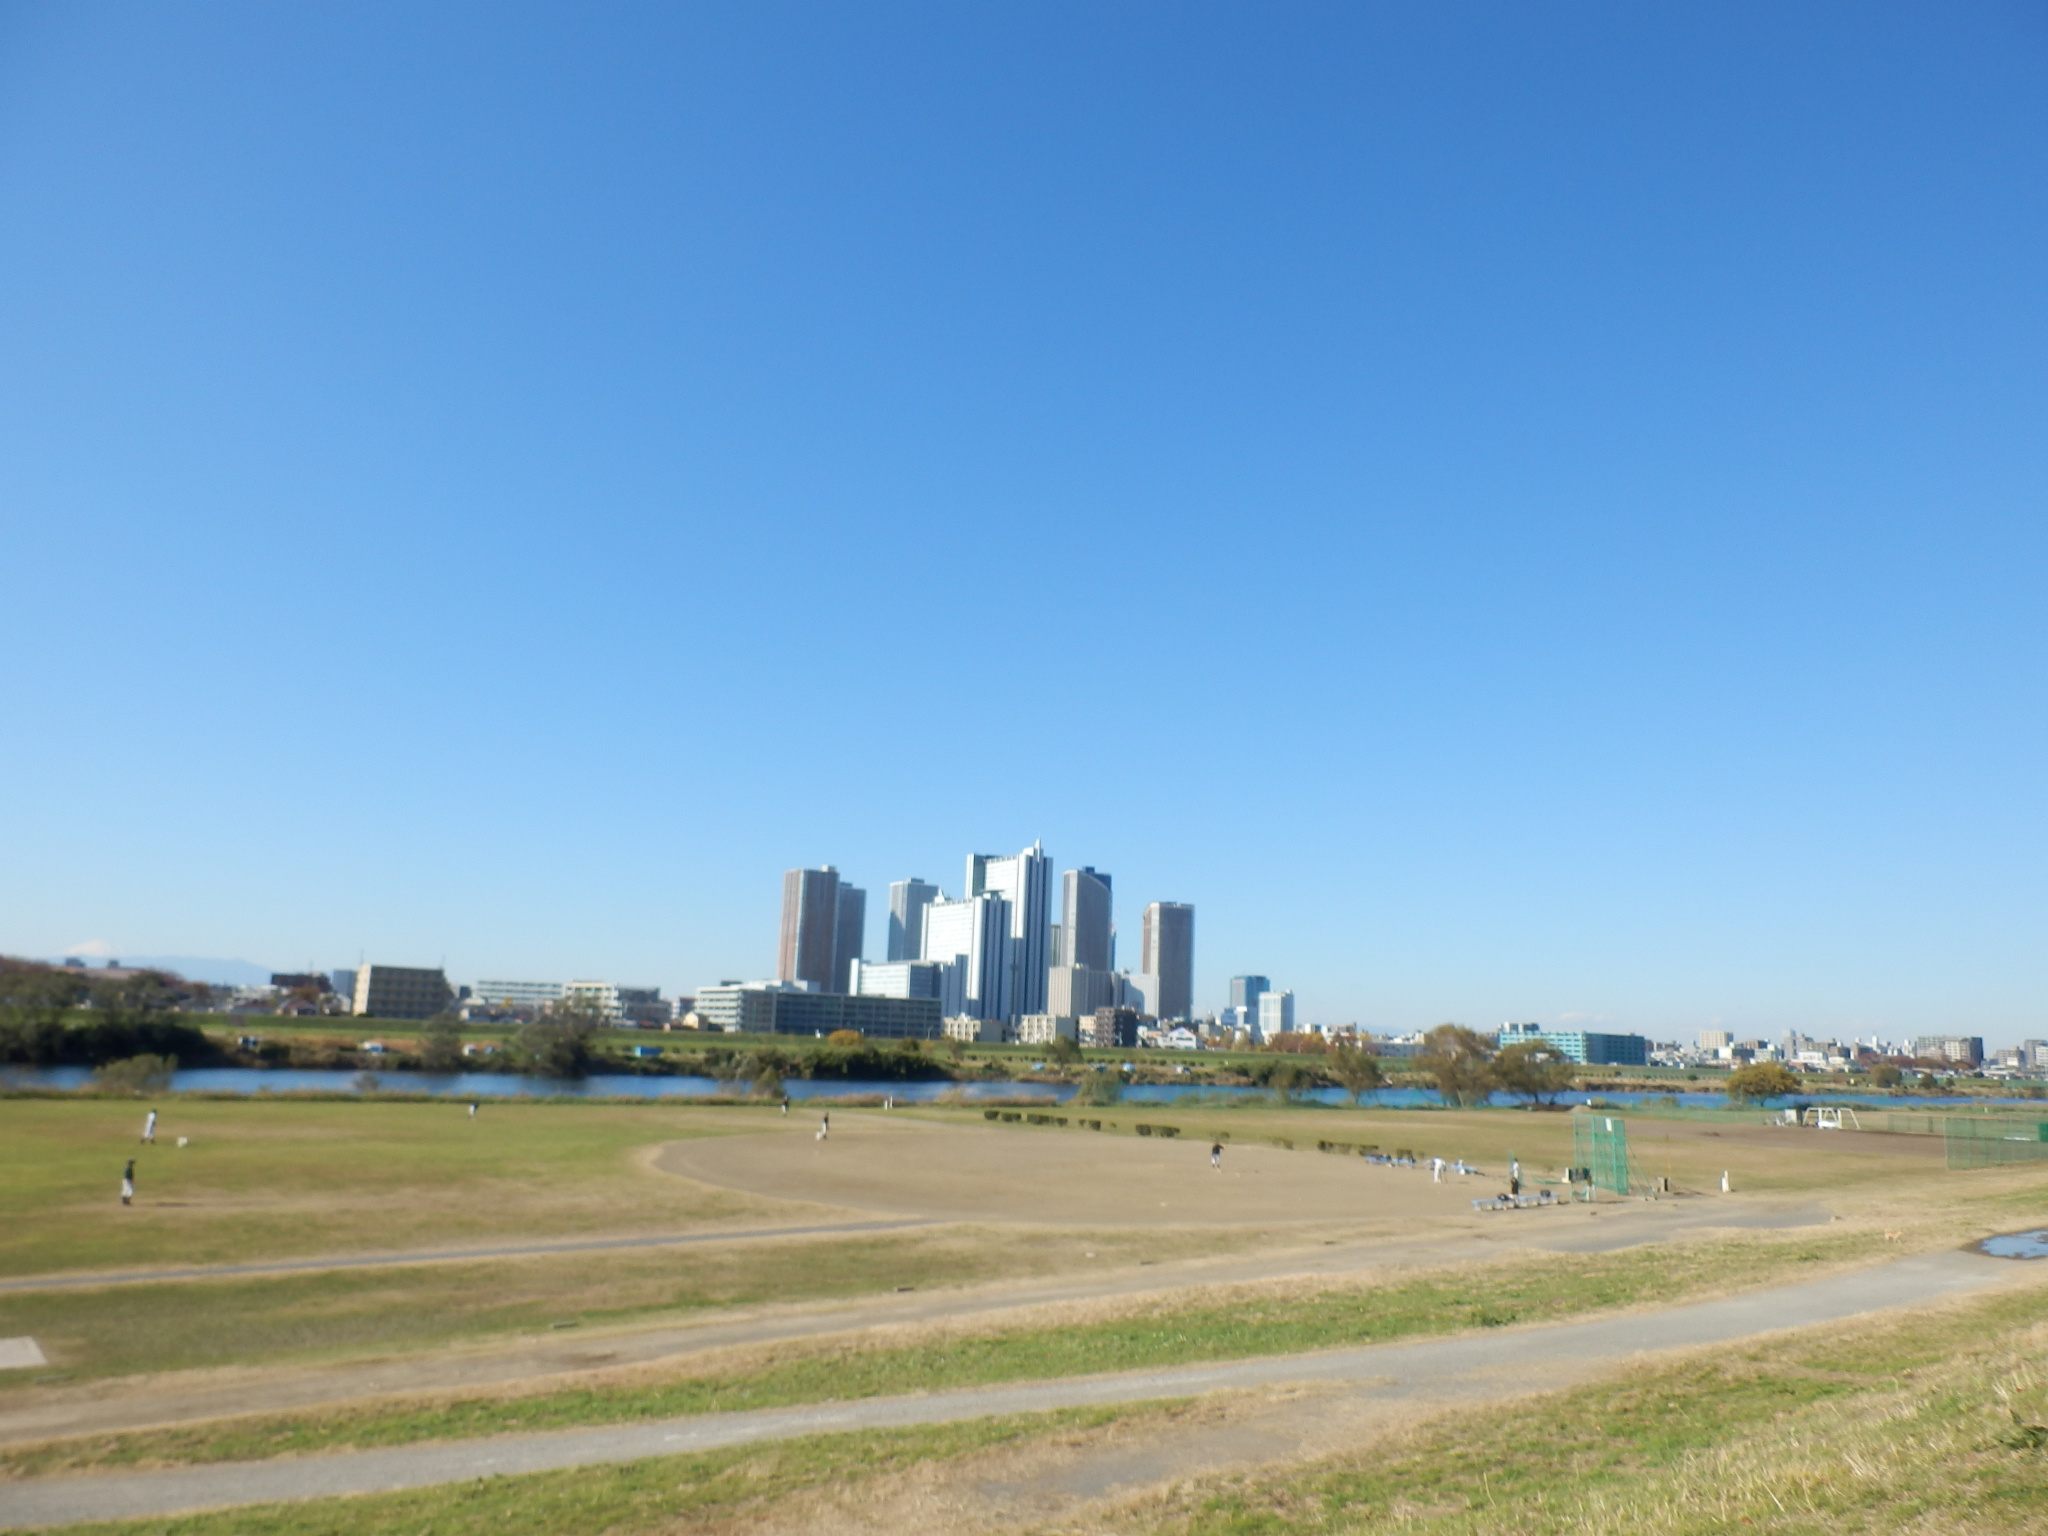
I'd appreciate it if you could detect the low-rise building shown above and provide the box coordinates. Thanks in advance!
[691,980,941,1039]
[1015,1014,1079,1045]
[848,960,946,1000]
[1498,1021,1648,1067]
[351,965,454,1020]
[472,979,566,1015]
[947,1015,1015,1043]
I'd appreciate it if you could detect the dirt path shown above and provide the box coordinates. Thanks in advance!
[0,1248,2019,1531]
[0,1192,1828,1451]
[0,1220,934,1295]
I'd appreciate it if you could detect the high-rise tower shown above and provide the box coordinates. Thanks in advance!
[966,842,1051,1019]
[886,879,940,962]
[1140,901,1195,1022]
[921,892,1012,1022]
[778,867,864,994]
[1061,867,1113,973]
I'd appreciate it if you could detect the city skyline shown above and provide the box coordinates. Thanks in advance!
[5,8,2044,1048]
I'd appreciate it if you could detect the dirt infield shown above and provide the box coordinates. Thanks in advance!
[656,1115,1501,1226]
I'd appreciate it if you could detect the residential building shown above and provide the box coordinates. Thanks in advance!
[691,980,940,1039]
[329,968,358,1000]
[470,979,565,1017]
[1697,1029,1733,1051]
[848,959,945,1000]
[1141,901,1194,1021]
[1016,1013,1081,1045]
[886,879,940,961]
[1087,1007,1141,1050]
[1498,1021,1648,1067]
[351,964,453,1020]
[967,842,1052,1018]
[1257,989,1295,1037]
[778,866,865,993]
[944,1015,1013,1044]
[615,987,672,1027]
[1912,1036,1985,1068]
[563,980,623,1021]
[922,892,1012,1022]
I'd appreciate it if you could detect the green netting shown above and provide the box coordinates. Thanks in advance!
[1944,1116,2048,1170]
[1573,1113,1648,1195]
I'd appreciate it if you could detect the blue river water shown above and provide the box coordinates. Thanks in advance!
[2,1064,2040,1113]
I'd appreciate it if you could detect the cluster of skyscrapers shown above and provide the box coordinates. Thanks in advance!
[771,845,1194,1032]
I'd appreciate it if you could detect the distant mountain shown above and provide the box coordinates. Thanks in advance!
[52,955,278,987]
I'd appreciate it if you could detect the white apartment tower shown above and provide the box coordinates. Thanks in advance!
[921,892,1013,1023]
[966,842,1051,1020]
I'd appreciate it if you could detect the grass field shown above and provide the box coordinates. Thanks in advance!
[0,1222,1235,1388]
[0,1098,799,1276]
[34,1264,2048,1536]
[6,1092,2048,1533]
[0,1226,1893,1479]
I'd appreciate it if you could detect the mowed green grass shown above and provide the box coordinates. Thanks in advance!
[0,1227,1889,1478]
[0,1222,1244,1389]
[0,1099,792,1276]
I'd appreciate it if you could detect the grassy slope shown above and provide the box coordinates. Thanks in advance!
[0,1228,1888,1478]
[1130,1280,2048,1536]
[40,1406,1157,1536]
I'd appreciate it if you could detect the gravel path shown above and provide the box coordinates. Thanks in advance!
[0,1247,2014,1531]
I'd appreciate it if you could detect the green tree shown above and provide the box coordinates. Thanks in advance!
[1724,1061,1800,1102]
[1419,1024,1496,1107]
[1074,1072,1122,1106]
[91,972,180,1033]
[515,998,606,1079]
[1047,1034,1083,1068]
[417,1012,465,1074]
[92,1053,176,1096]
[1868,1062,1902,1089]
[1262,1057,1310,1103]
[1492,1040,1576,1106]
[0,965,88,1063]
[1325,1044,1386,1104]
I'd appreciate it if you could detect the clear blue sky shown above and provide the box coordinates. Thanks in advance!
[4,4,2044,1044]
